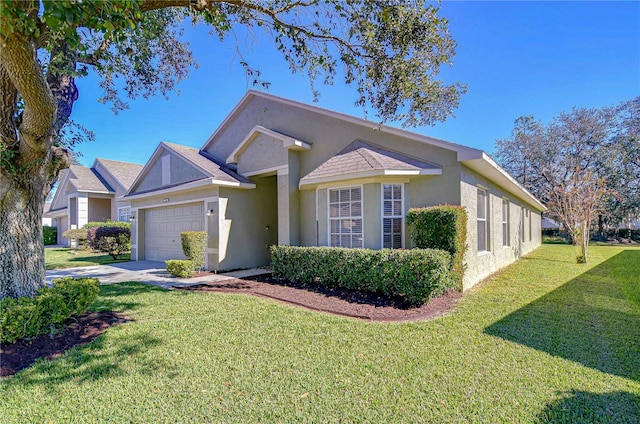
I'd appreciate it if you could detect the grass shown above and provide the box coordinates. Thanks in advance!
[3,245,639,423]
[45,248,130,270]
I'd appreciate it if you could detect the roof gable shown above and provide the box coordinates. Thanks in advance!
[226,125,311,164]
[68,165,113,193]
[201,90,482,161]
[94,158,144,191]
[201,91,545,210]
[126,142,252,197]
[300,140,442,187]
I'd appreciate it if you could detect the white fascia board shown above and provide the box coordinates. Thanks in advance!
[160,142,222,179]
[226,125,311,164]
[462,154,546,211]
[208,90,482,160]
[122,178,255,201]
[299,168,441,189]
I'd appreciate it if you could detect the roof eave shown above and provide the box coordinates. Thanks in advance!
[462,153,547,211]
[123,178,255,201]
[299,168,441,189]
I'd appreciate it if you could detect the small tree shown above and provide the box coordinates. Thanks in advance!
[93,227,131,260]
[548,171,607,263]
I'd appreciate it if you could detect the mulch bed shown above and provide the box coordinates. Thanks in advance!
[173,274,462,322]
[0,311,129,378]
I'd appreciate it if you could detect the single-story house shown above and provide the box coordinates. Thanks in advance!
[47,158,143,246]
[125,91,545,290]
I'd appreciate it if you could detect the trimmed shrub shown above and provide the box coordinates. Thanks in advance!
[181,231,207,271]
[166,260,194,278]
[62,228,89,248]
[406,205,468,289]
[86,221,130,249]
[84,220,131,230]
[43,225,57,245]
[271,246,455,306]
[89,226,131,259]
[0,277,100,343]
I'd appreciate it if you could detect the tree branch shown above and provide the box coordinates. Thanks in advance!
[0,33,56,146]
[139,0,361,55]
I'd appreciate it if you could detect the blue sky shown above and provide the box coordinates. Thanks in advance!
[72,1,640,167]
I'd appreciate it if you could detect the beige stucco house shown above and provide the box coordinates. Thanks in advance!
[47,159,143,246]
[125,91,545,290]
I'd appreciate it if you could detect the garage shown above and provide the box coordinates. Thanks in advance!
[144,203,204,262]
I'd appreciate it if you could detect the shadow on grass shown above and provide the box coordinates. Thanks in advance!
[485,251,640,382]
[537,390,640,423]
[90,282,165,313]
[6,331,173,388]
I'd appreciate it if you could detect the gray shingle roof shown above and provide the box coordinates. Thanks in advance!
[301,140,440,182]
[97,159,144,190]
[69,165,114,193]
[162,142,251,184]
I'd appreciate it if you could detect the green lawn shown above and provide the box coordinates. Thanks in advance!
[45,248,130,270]
[4,245,639,423]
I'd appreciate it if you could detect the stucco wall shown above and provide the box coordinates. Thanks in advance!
[88,198,111,222]
[300,172,461,250]
[218,177,278,270]
[461,165,543,290]
[206,96,459,181]
[131,150,207,195]
[129,185,219,261]
[237,133,289,175]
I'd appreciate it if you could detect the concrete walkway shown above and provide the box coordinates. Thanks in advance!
[46,261,270,289]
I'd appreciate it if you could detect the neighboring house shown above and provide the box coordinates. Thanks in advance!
[47,159,143,246]
[125,91,545,290]
[541,216,562,230]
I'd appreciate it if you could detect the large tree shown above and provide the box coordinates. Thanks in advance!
[0,0,465,300]
[494,99,639,262]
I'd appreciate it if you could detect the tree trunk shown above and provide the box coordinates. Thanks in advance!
[0,173,47,299]
[597,214,604,239]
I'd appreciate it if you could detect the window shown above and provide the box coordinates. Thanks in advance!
[382,184,403,249]
[528,209,533,241]
[520,207,525,243]
[329,187,363,248]
[502,199,509,246]
[477,188,489,252]
[118,207,131,222]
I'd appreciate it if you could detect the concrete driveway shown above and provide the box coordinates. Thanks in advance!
[46,261,267,289]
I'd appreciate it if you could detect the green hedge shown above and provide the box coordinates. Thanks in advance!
[63,228,89,248]
[166,260,194,278]
[271,246,455,306]
[84,220,131,230]
[181,231,207,271]
[0,277,100,343]
[43,225,57,245]
[406,205,468,289]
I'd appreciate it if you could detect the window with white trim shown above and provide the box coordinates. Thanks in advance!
[477,188,489,252]
[118,207,131,222]
[502,199,509,246]
[382,184,403,249]
[329,187,363,248]
[528,209,533,241]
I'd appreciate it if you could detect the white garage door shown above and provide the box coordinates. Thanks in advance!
[144,203,204,262]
